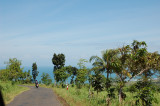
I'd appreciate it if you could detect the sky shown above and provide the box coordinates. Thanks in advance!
[0,0,160,67]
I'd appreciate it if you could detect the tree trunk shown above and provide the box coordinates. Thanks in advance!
[107,73,109,79]
[106,69,109,79]
[119,86,123,104]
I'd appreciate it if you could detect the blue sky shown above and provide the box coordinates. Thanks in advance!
[0,0,160,67]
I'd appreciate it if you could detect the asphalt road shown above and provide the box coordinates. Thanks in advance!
[7,86,62,106]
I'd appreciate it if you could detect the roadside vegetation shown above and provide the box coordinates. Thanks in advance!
[0,58,34,104]
[0,80,29,104]
[53,84,160,106]
[51,40,160,106]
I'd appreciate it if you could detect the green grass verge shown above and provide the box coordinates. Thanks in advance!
[0,80,30,105]
[52,86,160,106]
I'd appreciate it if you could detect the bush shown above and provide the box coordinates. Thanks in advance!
[0,85,3,90]
[134,81,158,105]
[41,72,52,86]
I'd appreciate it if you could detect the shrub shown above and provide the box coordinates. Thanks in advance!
[41,72,52,86]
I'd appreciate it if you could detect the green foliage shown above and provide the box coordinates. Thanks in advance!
[54,67,69,85]
[75,58,88,89]
[32,62,39,81]
[53,85,160,106]
[51,40,160,105]
[65,66,78,84]
[0,69,10,81]
[107,88,116,99]
[5,58,24,81]
[134,81,158,106]
[77,58,88,69]
[0,80,29,104]
[105,79,112,90]
[0,59,32,83]
[41,72,52,86]
[52,53,65,71]
[91,71,105,94]
[75,69,88,89]
[127,84,137,93]
[24,70,32,83]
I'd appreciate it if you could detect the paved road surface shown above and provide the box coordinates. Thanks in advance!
[7,86,61,106]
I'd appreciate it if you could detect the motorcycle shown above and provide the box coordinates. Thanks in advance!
[36,83,39,88]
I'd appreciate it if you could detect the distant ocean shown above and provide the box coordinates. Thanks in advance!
[0,66,55,83]
[23,66,54,82]
[0,66,158,83]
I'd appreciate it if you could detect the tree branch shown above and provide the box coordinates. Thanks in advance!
[127,68,148,82]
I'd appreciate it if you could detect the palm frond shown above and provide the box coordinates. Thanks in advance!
[89,56,103,63]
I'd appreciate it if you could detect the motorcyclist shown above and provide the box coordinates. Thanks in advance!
[35,80,38,88]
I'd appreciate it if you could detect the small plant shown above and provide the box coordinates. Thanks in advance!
[11,81,15,85]
[76,89,81,95]
[91,72,105,95]
[0,85,3,90]
[127,84,137,94]
[134,81,158,106]
[107,88,116,99]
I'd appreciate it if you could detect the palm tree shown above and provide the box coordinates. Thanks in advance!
[90,49,118,79]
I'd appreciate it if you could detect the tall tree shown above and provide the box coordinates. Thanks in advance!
[77,58,88,69]
[54,67,69,87]
[90,49,117,89]
[52,53,65,85]
[111,45,131,103]
[75,59,88,88]
[111,40,160,104]
[52,53,65,70]
[65,66,78,85]
[32,62,38,81]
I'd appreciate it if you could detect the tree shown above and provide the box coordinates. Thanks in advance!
[41,72,52,86]
[52,53,65,85]
[52,53,65,70]
[25,70,32,83]
[65,66,78,85]
[5,58,23,81]
[75,59,88,88]
[111,45,130,103]
[90,49,118,90]
[75,68,88,88]
[111,40,160,104]
[134,80,158,106]
[54,67,69,87]
[0,69,10,81]
[91,70,105,95]
[128,40,160,105]
[32,62,39,81]
[77,58,88,69]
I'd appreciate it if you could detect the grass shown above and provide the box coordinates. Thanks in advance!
[0,80,30,105]
[52,85,160,106]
